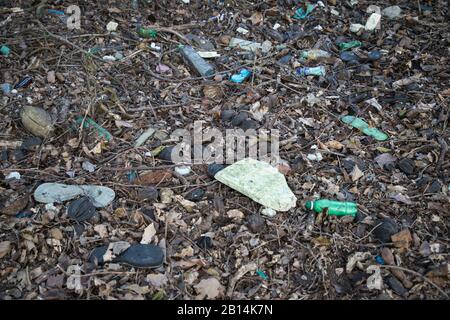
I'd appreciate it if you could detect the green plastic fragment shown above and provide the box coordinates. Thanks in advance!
[75,116,112,141]
[0,45,11,56]
[341,115,388,141]
[305,199,357,217]
[293,3,316,19]
[256,269,269,281]
[138,27,158,39]
[338,41,362,51]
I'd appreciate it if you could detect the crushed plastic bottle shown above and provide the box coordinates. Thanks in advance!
[305,199,357,217]
[341,115,389,141]
[0,45,10,56]
[299,49,331,60]
[230,69,252,83]
[296,66,326,77]
[339,41,362,51]
[293,3,316,20]
[179,45,215,78]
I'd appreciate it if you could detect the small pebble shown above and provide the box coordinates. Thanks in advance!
[231,112,248,126]
[137,186,158,201]
[373,218,399,243]
[185,188,205,202]
[397,158,415,175]
[220,109,236,122]
[247,214,265,233]
[196,236,213,249]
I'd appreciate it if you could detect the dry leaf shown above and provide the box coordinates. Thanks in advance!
[194,277,224,299]
[249,11,263,25]
[227,209,244,221]
[325,140,344,150]
[140,223,157,244]
[175,246,194,258]
[391,229,412,249]
[0,241,11,259]
[350,165,364,182]
[94,224,108,238]
[146,273,168,288]
[138,170,172,185]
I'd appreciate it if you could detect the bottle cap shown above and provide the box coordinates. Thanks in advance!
[305,201,313,210]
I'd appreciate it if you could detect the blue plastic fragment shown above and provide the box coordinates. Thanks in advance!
[47,9,65,15]
[128,170,138,182]
[15,211,34,219]
[230,69,252,83]
[14,76,33,89]
[1,83,12,94]
[375,255,385,265]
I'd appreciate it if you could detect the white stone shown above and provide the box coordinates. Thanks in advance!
[106,21,118,32]
[365,13,381,31]
[350,23,365,33]
[382,6,402,19]
[261,207,277,217]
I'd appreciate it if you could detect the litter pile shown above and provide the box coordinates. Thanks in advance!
[0,1,449,300]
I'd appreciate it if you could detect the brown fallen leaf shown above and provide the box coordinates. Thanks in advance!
[325,140,344,150]
[137,170,172,185]
[249,11,264,25]
[195,277,225,299]
[351,165,364,182]
[0,195,28,215]
[391,229,412,250]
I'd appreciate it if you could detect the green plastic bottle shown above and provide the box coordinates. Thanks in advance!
[138,27,157,39]
[305,199,357,217]
[338,41,362,51]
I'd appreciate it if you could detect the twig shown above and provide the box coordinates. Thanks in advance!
[379,265,449,299]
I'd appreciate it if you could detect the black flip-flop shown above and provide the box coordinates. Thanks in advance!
[89,243,164,268]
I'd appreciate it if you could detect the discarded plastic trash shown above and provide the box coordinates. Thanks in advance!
[1,83,12,94]
[179,45,215,78]
[293,3,316,20]
[214,158,297,212]
[341,115,389,141]
[0,45,10,56]
[46,9,67,23]
[299,49,331,60]
[89,243,164,268]
[296,66,326,77]
[375,255,385,265]
[20,106,54,138]
[305,199,357,217]
[75,116,113,141]
[228,37,263,53]
[138,27,157,38]
[256,269,269,281]
[230,69,252,83]
[34,183,115,208]
[14,76,33,89]
[339,41,362,51]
